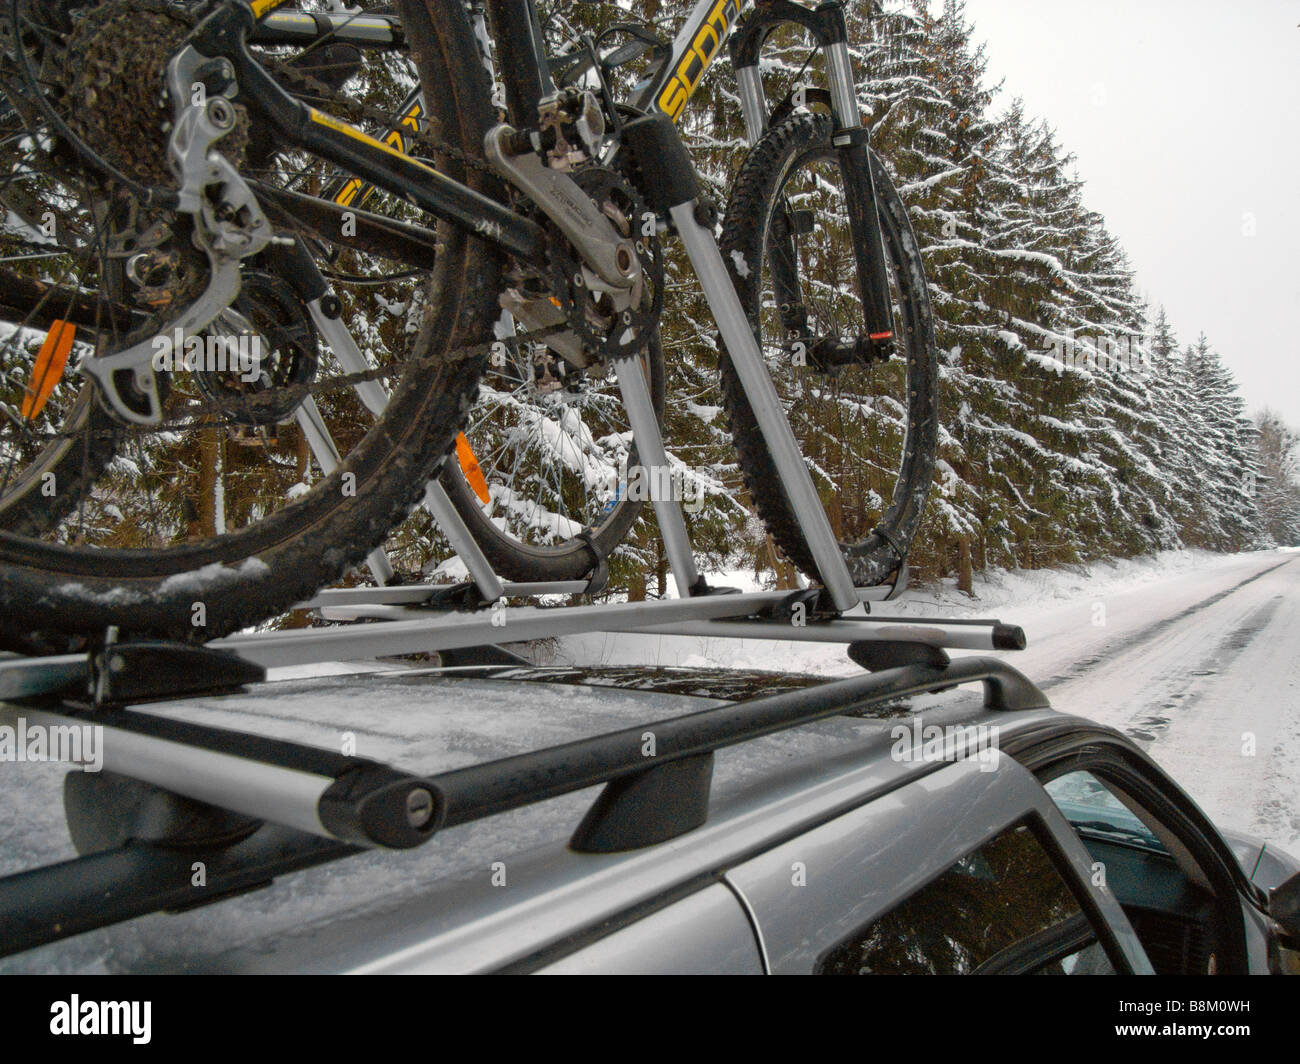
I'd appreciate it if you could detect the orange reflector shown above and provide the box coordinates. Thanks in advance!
[456,432,491,505]
[869,331,894,341]
[19,320,75,420]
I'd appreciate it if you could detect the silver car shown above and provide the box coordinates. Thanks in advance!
[2,656,1298,974]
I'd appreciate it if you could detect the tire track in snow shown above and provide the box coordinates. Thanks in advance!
[1120,595,1283,743]
[1037,555,1297,693]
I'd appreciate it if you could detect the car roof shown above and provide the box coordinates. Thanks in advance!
[1,662,1074,973]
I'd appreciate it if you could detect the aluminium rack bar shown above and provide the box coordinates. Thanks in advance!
[0,591,1017,701]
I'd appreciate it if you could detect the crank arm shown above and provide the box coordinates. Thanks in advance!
[484,125,639,292]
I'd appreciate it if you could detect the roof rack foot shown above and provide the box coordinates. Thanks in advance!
[570,751,714,854]
[688,576,741,597]
[85,639,266,707]
[848,641,950,672]
[64,770,262,856]
[421,582,488,612]
[436,644,532,668]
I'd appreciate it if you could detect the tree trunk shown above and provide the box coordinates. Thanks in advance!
[765,535,798,591]
[957,536,973,595]
[295,425,310,483]
[198,427,220,537]
[628,566,647,602]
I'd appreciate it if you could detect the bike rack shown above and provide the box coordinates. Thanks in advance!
[0,156,1022,960]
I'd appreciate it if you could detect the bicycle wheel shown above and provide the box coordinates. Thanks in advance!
[440,330,665,584]
[719,111,938,588]
[0,0,500,653]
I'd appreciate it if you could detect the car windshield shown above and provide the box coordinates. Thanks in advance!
[1045,772,1167,854]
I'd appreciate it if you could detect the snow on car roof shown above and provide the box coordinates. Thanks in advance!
[2,663,941,973]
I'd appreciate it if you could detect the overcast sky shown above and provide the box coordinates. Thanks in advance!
[958,0,1300,427]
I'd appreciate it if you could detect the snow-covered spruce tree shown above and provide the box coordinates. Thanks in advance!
[960,99,1113,569]
[1184,334,1263,550]
[973,92,1181,566]
[1254,409,1300,546]
[1049,186,1170,558]
[1140,307,1199,543]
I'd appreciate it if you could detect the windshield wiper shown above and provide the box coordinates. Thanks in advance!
[1071,819,1162,849]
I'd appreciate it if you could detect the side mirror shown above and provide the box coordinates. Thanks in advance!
[1269,872,1300,938]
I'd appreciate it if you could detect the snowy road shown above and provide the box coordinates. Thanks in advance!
[550,550,1300,856]
[1020,551,1300,858]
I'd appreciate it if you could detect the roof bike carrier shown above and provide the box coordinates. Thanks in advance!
[0,291,1019,701]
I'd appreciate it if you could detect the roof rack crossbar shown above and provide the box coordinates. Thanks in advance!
[426,657,1047,840]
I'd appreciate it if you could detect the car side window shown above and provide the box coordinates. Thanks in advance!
[1043,769,1222,975]
[1044,771,1168,854]
[816,823,1117,975]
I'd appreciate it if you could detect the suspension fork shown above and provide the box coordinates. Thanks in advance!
[730,0,896,354]
[820,5,895,354]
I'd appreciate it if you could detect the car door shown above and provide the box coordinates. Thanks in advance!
[533,883,764,974]
[724,755,1153,974]
[1016,728,1270,974]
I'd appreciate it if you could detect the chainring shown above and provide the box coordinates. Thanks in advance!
[546,165,663,365]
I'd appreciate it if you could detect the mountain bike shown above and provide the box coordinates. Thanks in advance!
[0,0,937,652]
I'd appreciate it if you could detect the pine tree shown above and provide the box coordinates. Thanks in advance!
[1184,335,1262,550]
[1254,410,1300,546]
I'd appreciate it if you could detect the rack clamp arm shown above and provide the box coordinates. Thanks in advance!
[81,628,266,708]
[573,529,611,597]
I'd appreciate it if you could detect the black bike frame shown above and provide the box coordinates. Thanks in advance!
[235,0,894,346]
[192,0,870,268]
[191,0,548,264]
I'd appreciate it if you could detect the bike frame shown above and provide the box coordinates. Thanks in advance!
[172,0,899,611]
[201,0,879,260]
